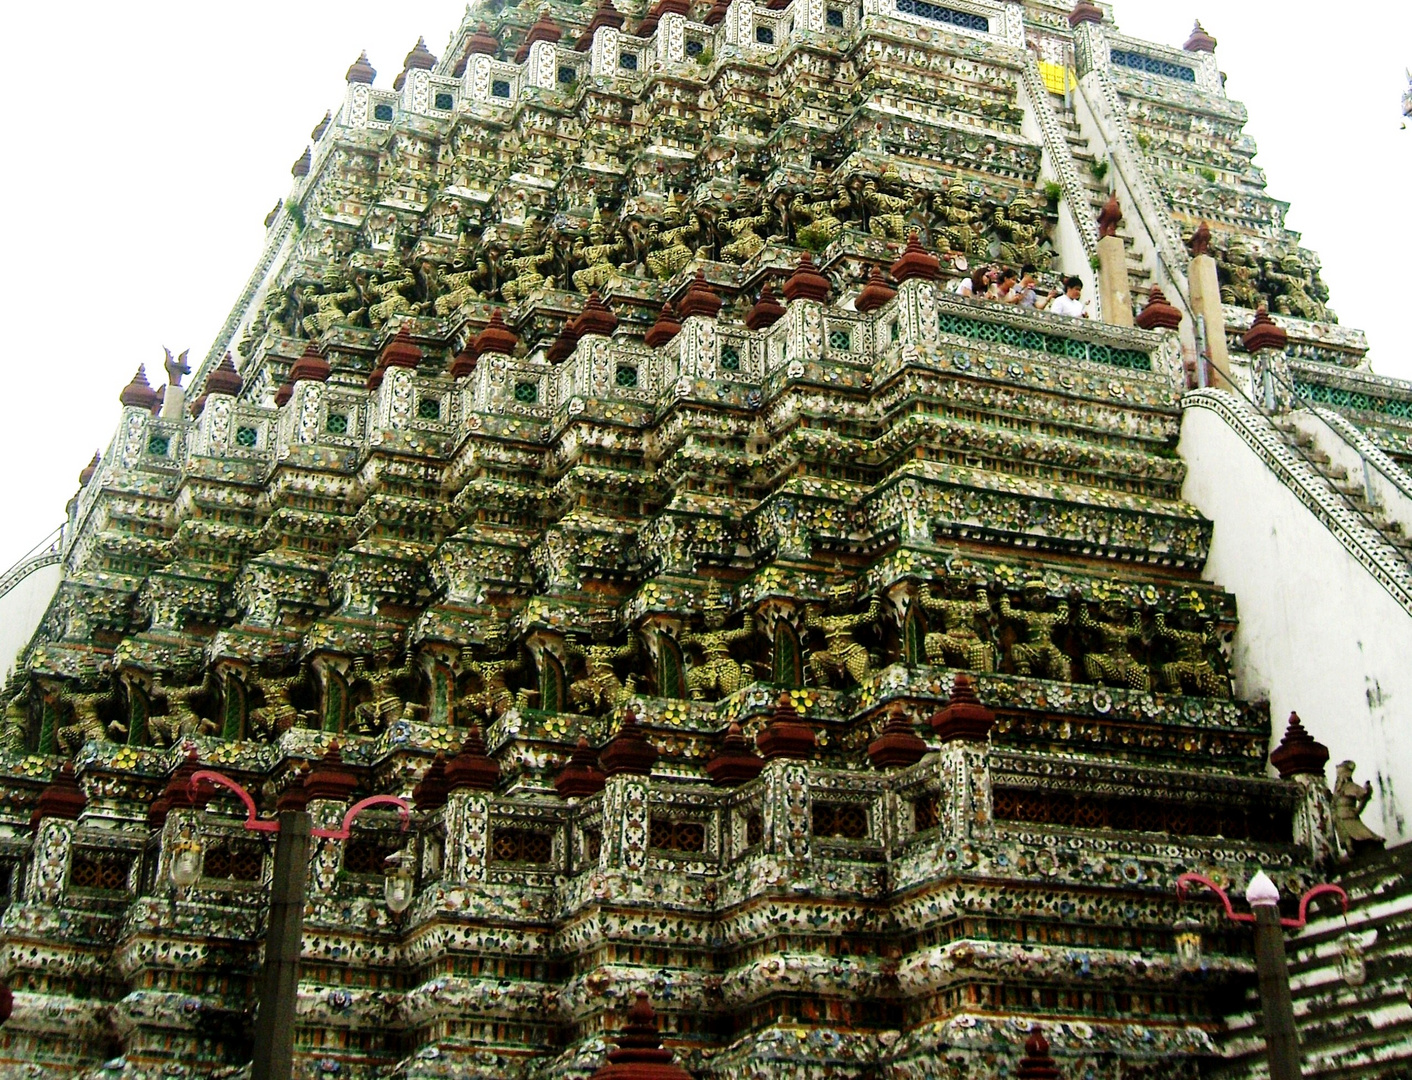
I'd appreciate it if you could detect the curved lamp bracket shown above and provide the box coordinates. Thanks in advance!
[1177,872,1349,930]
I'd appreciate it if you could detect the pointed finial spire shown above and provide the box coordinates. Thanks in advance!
[78,451,100,487]
[1184,20,1217,53]
[346,50,377,84]
[855,265,899,312]
[1270,711,1330,778]
[119,366,160,409]
[1243,304,1288,353]
[311,111,332,141]
[745,282,784,329]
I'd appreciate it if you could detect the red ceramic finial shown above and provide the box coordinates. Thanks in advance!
[890,231,941,283]
[1243,304,1288,353]
[290,341,332,384]
[678,269,723,319]
[1017,1026,1061,1080]
[274,382,294,407]
[600,709,660,777]
[781,253,832,303]
[472,310,520,358]
[346,50,377,85]
[204,353,244,397]
[380,324,424,370]
[446,723,501,792]
[78,451,100,487]
[515,9,564,62]
[867,703,929,769]
[756,692,817,760]
[745,282,785,329]
[929,674,996,742]
[1270,712,1330,778]
[1135,286,1182,331]
[1184,20,1217,53]
[706,722,765,785]
[555,736,607,799]
[571,292,620,338]
[291,147,312,178]
[589,992,693,1080]
[119,366,160,409]
[704,0,731,25]
[311,111,332,141]
[412,754,450,812]
[1068,0,1103,28]
[304,742,359,802]
[546,322,581,365]
[644,302,683,347]
[1097,192,1122,239]
[855,266,899,313]
[1188,222,1212,257]
[576,0,625,49]
[30,761,87,829]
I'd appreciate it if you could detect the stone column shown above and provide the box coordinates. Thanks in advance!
[1096,233,1133,327]
[1187,252,1230,385]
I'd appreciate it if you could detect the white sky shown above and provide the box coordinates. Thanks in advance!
[0,1,1407,571]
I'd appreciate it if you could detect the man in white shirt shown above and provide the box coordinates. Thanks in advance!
[1049,276,1086,318]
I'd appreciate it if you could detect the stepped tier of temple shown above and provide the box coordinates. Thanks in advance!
[0,0,1402,1078]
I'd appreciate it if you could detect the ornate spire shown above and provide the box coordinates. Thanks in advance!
[678,270,722,319]
[929,675,996,742]
[1017,1027,1061,1080]
[289,341,331,384]
[1135,286,1182,331]
[203,353,244,398]
[589,992,693,1080]
[1097,192,1123,239]
[644,302,682,347]
[706,722,764,785]
[1067,0,1103,28]
[1243,304,1288,353]
[119,366,160,409]
[78,451,100,487]
[472,310,519,358]
[781,253,831,303]
[1188,221,1212,257]
[1270,712,1330,778]
[704,0,731,25]
[412,755,450,812]
[291,147,311,177]
[515,10,564,63]
[30,762,87,828]
[380,324,424,370]
[303,743,359,802]
[756,692,816,760]
[571,292,620,338]
[457,24,500,75]
[1184,20,1217,53]
[555,737,607,799]
[547,322,581,364]
[311,111,332,141]
[346,50,377,85]
[394,37,438,90]
[577,0,625,50]
[446,724,501,792]
[147,750,215,828]
[600,710,659,777]
[745,282,784,329]
[854,266,898,313]
[867,703,928,768]
[890,232,940,283]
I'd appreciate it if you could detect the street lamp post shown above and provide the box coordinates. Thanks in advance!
[1177,870,1348,1080]
[185,766,410,1080]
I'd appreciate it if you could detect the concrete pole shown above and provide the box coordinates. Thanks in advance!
[1096,234,1133,327]
[1186,253,1230,385]
[251,809,312,1080]
[1248,873,1302,1080]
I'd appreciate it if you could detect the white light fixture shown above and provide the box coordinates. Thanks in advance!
[169,837,203,889]
[384,848,415,914]
[1245,869,1280,907]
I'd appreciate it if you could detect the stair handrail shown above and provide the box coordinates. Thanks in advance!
[0,525,64,602]
[1018,54,1099,258]
[1252,361,1412,516]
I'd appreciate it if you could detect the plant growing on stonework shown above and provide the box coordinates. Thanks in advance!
[695,47,713,65]
[288,202,306,230]
[1043,181,1062,203]
[1090,160,1109,182]
[1198,166,1217,183]
[1136,132,1151,150]
[1089,253,1102,270]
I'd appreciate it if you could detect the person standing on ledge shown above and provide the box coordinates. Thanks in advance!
[1049,276,1087,317]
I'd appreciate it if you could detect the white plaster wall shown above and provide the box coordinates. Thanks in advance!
[1180,405,1412,845]
[0,562,60,684]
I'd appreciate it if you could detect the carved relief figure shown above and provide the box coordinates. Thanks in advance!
[682,602,756,701]
[566,632,639,715]
[457,636,529,722]
[1000,583,1070,680]
[806,576,881,688]
[1332,760,1384,853]
[1077,601,1150,691]
[918,579,995,673]
[1153,608,1229,698]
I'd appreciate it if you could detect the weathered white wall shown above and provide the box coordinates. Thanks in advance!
[1180,405,1412,846]
[0,562,60,684]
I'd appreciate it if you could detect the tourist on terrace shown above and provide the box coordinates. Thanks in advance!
[995,268,1021,304]
[1015,265,1052,310]
[1048,276,1087,317]
[955,266,993,298]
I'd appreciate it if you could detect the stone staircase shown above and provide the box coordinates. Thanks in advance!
[1217,844,1412,1079]
[1047,91,1152,312]
[1272,415,1412,567]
